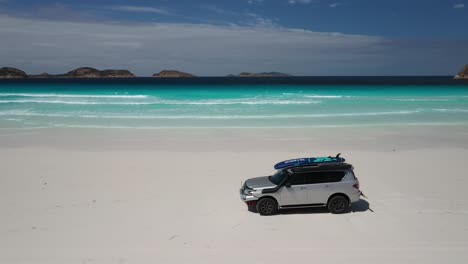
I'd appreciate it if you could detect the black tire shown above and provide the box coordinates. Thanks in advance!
[327,195,349,214]
[256,197,278,216]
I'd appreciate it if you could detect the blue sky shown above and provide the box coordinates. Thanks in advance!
[0,0,467,76]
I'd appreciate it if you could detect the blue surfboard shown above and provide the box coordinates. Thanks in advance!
[274,155,345,170]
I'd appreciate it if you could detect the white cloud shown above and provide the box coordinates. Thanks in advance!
[243,13,280,28]
[0,15,466,76]
[110,5,171,15]
[248,0,264,4]
[329,3,341,8]
[453,3,464,8]
[201,6,279,28]
[288,0,314,5]
[202,5,239,16]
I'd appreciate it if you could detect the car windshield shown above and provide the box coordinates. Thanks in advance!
[269,169,286,185]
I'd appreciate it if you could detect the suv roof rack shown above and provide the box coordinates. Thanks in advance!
[274,153,346,170]
[290,162,353,171]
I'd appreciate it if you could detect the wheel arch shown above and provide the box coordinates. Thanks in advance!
[258,195,278,205]
[256,195,279,216]
[327,193,350,205]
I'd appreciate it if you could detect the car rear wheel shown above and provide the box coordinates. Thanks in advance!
[256,197,278,216]
[327,195,349,214]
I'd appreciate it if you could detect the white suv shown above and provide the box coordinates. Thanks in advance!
[240,155,361,215]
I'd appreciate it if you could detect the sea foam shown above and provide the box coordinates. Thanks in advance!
[0,93,149,99]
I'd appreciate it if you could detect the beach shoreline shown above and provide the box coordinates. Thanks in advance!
[1,125,468,151]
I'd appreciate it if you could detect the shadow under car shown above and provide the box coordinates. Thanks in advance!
[247,199,371,215]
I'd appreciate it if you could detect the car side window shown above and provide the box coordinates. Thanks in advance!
[299,171,346,184]
[302,172,328,184]
[327,171,346,182]
[288,173,305,185]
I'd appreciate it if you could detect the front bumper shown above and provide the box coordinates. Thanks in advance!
[240,188,259,203]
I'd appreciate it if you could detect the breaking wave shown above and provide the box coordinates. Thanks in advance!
[0,93,149,99]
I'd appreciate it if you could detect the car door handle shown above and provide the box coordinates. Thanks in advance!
[324,185,331,188]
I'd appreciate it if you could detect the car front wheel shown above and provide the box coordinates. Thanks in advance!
[256,197,278,216]
[327,195,349,214]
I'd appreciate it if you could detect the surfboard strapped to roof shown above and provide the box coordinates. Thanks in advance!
[274,153,345,170]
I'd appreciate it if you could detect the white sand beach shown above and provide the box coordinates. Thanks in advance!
[1,126,468,263]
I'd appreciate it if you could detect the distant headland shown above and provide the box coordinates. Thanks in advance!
[0,67,197,79]
[32,67,135,78]
[0,67,294,79]
[454,65,468,79]
[153,70,195,78]
[0,67,28,78]
[2,66,468,79]
[228,72,291,77]
[0,67,136,79]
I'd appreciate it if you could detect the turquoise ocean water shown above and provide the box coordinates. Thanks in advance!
[1,82,468,129]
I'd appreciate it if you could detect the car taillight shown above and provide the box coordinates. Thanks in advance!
[353,183,360,190]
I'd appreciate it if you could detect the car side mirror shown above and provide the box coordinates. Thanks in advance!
[285,182,292,188]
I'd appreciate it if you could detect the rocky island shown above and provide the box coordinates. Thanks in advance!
[152,70,195,78]
[454,65,468,79]
[30,67,135,78]
[229,72,291,77]
[0,67,28,78]
[2,67,292,79]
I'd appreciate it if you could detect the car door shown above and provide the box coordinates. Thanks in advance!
[302,171,347,204]
[277,172,309,206]
[296,172,327,205]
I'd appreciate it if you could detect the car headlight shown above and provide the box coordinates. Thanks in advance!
[244,188,254,195]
